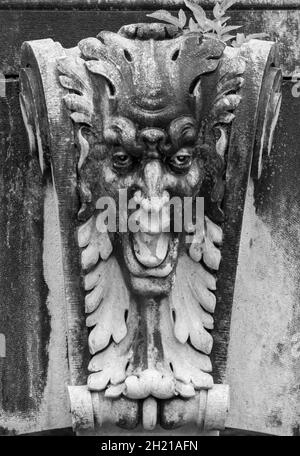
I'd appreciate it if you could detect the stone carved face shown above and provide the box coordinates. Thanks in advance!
[58,23,245,400]
[94,117,206,296]
[60,24,226,296]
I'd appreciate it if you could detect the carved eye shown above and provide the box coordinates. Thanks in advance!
[124,49,133,62]
[112,150,132,171]
[168,149,193,173]
[171,49,180,61]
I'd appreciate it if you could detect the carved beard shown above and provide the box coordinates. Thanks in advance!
[78,206,222,399]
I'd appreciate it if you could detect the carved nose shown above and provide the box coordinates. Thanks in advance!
[143,160,163,198]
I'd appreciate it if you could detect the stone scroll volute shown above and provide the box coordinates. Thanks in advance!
[19,23,282,434]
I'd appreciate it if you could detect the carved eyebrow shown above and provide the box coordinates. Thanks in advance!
[168,116,197,149]
[104,116,141,153]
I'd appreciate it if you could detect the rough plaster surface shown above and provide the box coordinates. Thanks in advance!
[38,183,71,431]
[226,180,300,436]
[0,183,71,433]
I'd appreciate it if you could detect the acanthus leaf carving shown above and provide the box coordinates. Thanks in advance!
[41,21,274,433]
[19,21,282,431]
[55,25,245,408]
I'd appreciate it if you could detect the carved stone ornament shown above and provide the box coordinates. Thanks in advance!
[19,22,282,434]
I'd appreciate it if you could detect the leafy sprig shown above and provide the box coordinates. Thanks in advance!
[231,32,269,47]
[147,0,268,46]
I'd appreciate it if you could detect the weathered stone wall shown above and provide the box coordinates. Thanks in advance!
[226,81,300,436]
[0,0,299,435]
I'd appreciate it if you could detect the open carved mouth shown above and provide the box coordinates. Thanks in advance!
[119,192,180,292]
[133,231,169,268]
[122,231,179,279]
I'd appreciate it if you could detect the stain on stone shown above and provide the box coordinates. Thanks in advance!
[266,409,283,428]
[276,342,285,355]
[0,426,16,436]
[0,80,51,414]
[271,342,287,367]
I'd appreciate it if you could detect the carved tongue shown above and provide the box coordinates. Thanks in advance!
[133,232,169,268]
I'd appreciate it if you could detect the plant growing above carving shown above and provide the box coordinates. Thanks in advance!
[147,0,268,46]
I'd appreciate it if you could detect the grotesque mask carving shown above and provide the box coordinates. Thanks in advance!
[57,22,245,403]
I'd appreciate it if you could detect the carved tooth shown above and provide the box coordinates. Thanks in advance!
[202,237,222,270]
[133,232,168,268]
[87,371,110,391]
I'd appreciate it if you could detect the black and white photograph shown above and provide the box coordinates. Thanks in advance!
[0,0,299,444]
